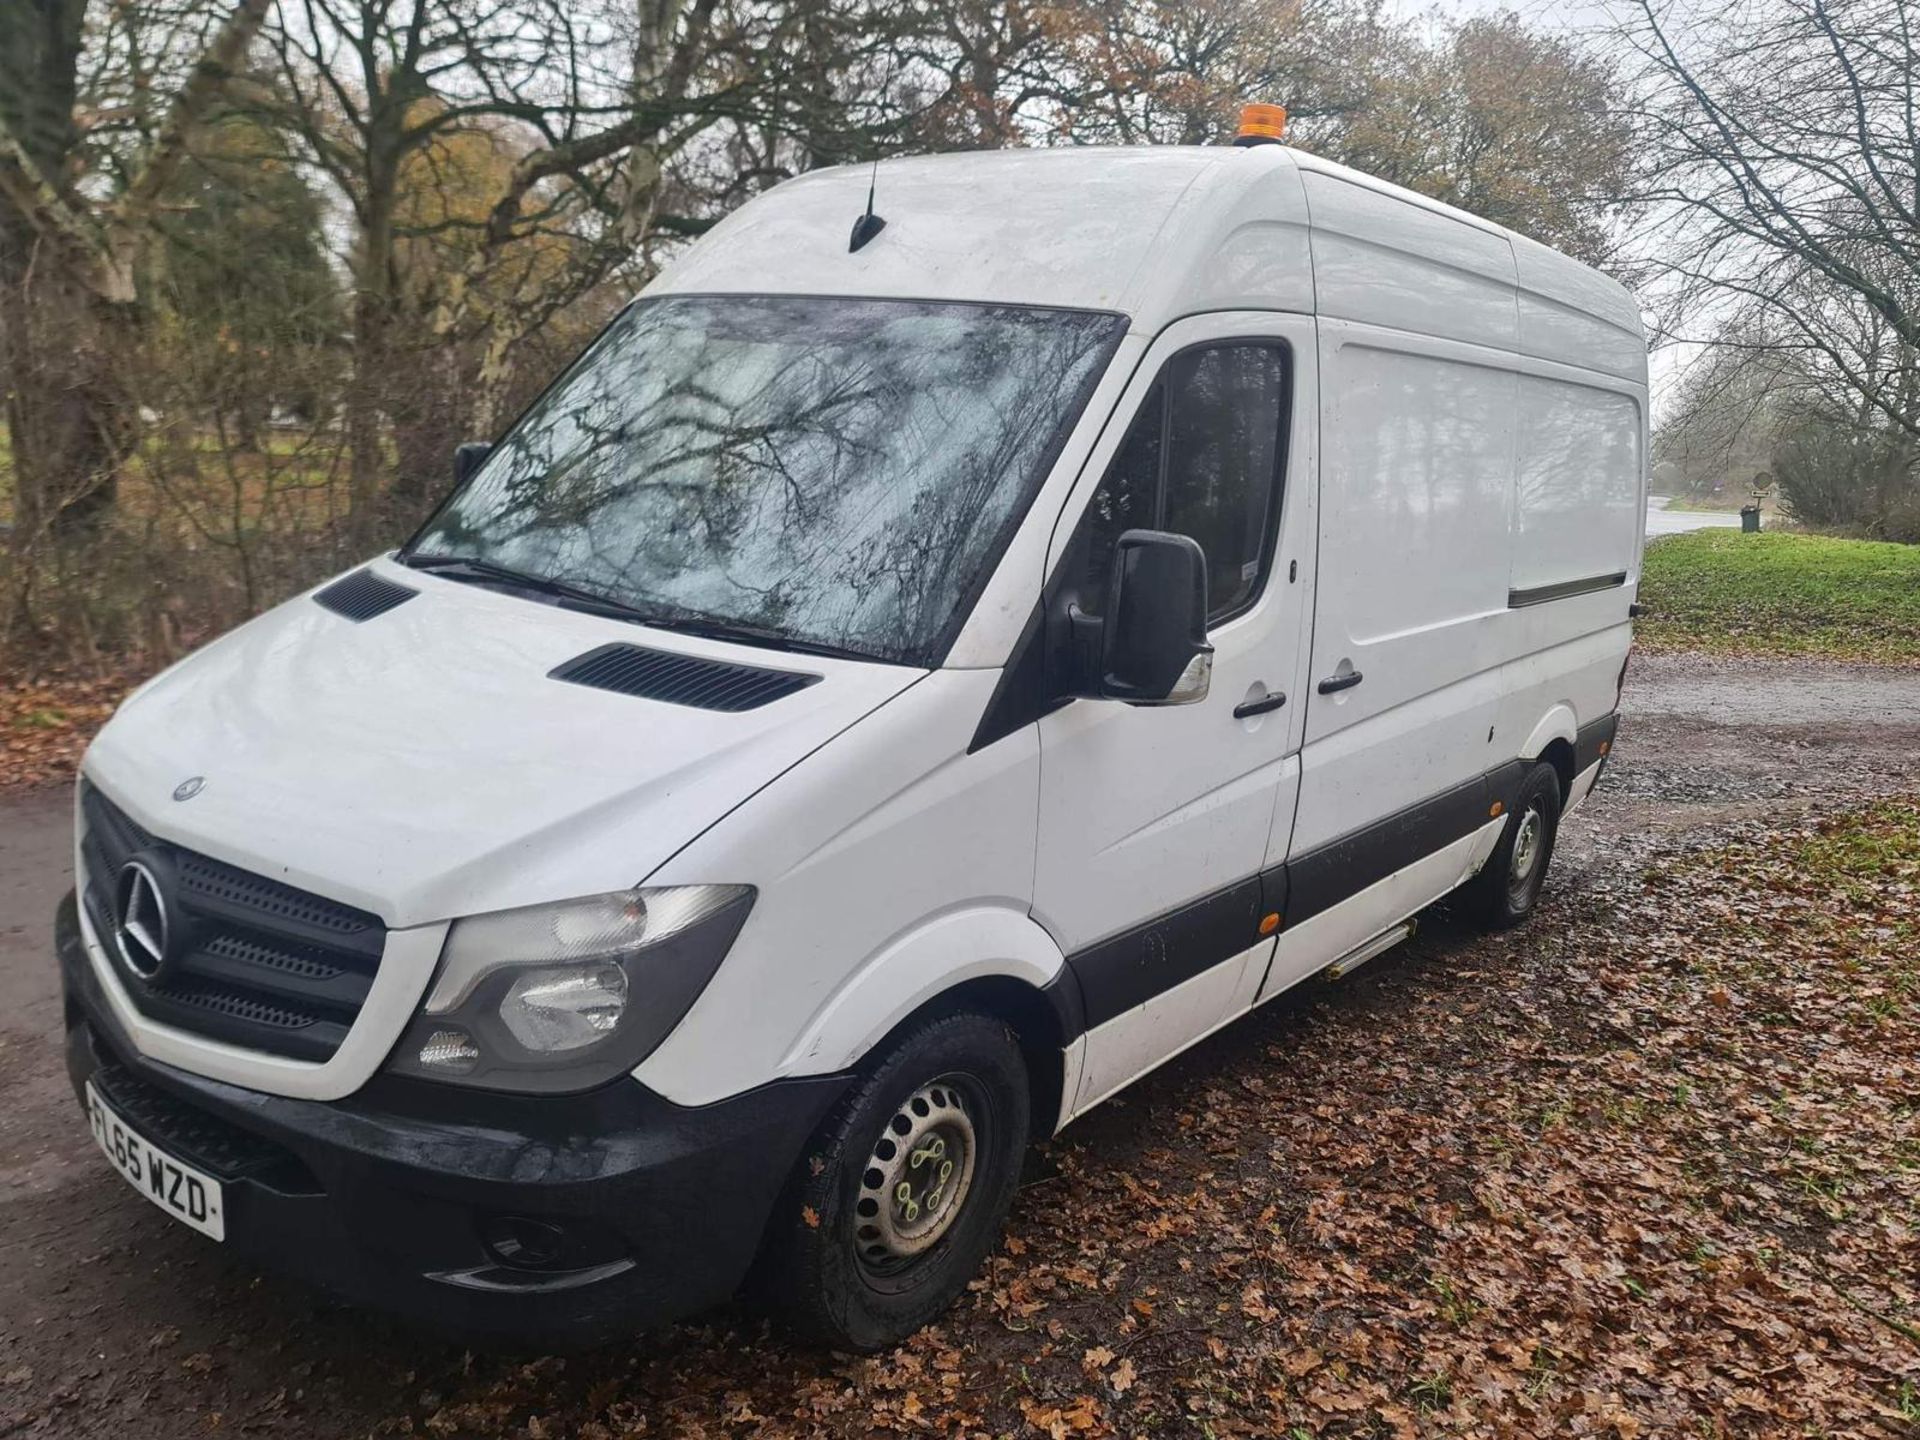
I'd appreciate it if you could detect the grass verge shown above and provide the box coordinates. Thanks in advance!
[1639,529,1920,663]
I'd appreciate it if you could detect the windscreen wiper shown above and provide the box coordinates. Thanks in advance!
[401,551,887,664]
[399,552,652,624]
[640,613,882,664]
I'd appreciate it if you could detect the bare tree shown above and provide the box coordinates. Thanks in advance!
[1653,325,1800,497]
[0,0,1665,664]
[1620,0,1920,437]
[0,0,271,554]
[1343,14,1636,267]
[253,0,869,540]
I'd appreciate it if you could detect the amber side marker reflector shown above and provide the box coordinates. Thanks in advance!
[1234,102,1288,147]
[1489,801,1506,818]
[1259,912,1281,936]
[1599,740,1612,756]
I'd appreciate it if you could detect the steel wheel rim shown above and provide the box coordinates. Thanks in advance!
[854,1075,981,1277]
[1508,806,1545,898]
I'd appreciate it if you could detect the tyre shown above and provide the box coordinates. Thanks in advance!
[1461,760,1562,930]
[762,1011,1031,1351]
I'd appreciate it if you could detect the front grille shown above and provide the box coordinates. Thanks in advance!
[79,780,386,1062]
[89,1056,317,1190]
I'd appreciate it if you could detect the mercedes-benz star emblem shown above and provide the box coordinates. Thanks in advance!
[113,861,171,981]
[172,776,205,802]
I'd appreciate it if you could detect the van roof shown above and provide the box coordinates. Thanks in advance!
[651,144,1646,384]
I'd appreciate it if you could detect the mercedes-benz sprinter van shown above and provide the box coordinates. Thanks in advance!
[57,133,1645,1350]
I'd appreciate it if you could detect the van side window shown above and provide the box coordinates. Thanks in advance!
[1068,343,1287,623]
[1070,383,1163,607]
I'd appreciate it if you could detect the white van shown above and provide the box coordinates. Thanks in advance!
[58,130,1645,1350]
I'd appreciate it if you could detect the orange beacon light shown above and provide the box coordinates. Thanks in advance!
[1234,102,1288,147]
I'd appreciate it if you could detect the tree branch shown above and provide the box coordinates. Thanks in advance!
[115,0,275,227]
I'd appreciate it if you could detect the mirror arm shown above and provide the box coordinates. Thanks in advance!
[1063,600,1104,697]
[1041,590,1105,703]
[453,441,494,486]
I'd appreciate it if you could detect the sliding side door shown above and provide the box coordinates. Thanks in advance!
[1259,318,1519,999]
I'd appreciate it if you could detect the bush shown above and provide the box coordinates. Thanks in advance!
[2,412,374,668]
[1772,412,1919,536]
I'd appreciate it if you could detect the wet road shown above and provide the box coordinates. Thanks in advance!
[1646,495,1744,537]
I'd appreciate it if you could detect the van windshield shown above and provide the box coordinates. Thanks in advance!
[406,295,1126,666]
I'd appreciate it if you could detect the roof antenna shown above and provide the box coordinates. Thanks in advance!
[849,154,886,252]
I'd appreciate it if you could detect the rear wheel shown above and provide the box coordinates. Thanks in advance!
[1462,760,1562,930]
[763,1011,1030,1351]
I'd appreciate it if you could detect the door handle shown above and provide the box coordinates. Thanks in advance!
[1317,670,1364,695]
[1232,691,1288,719]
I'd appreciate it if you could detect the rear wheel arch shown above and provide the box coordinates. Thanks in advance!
[1536,736,1577,803]
[1518,705,1580,802]
[1461,759,1563,930]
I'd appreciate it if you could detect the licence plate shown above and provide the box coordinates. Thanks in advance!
[85,1081,226,1241]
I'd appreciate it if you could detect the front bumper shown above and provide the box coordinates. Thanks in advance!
[58,892,847,1343]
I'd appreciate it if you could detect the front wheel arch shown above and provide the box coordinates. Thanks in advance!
[852,974,1070,1142]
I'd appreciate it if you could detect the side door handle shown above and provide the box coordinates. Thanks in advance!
[1317,670,1364,695]
[1232,691,1288,719]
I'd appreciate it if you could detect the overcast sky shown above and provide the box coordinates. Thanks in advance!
[1385,0,1623,27]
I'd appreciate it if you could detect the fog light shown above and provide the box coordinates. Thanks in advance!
[483,1215,568,1269]
[416,1027,481,1074]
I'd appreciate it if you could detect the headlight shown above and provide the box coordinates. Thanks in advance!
[500,963,628,1051]
[386,884,753,1092]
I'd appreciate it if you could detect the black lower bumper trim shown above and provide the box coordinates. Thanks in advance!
[57,892,848,1342]
[1576,711,1619,775]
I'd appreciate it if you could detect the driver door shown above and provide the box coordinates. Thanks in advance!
[1032,312,1318,1114]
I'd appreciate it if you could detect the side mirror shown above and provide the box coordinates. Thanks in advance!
[1097,529,1213,705]
[453,441,494,485]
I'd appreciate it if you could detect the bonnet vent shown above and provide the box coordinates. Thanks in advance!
[314,568,419,622]
[550,643,820,712]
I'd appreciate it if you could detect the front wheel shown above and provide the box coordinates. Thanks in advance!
[1461,760,1562,930]
[762,1011,1031,1351]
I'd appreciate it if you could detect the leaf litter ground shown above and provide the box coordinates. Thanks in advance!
[386,803,1920,1440]
[7,653,1920,1438]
